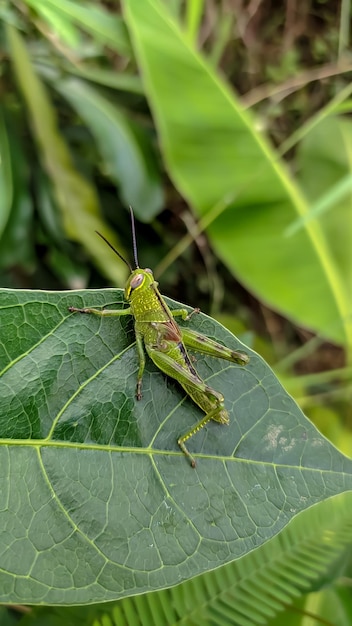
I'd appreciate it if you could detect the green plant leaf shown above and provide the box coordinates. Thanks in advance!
[24,0,81,48]
[269,586,352,626]
[0,606,18,626]
[7,24,128,287]
[52,78,164,222]
[0,112,34,271]
[51,64,143,94]
[296,116,352,323]
[0,288,352,605]
[0,107,13,237]
[122,0,352,348]
[24,0,131,56]
[73,492,352,626]
[285,173,352,236]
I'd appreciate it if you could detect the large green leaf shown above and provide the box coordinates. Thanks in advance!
[7,25,128,287]
[122,0,352,348]
[297,116,352,300]
[49,492,350,626]
[24,0,81,49]
[0,111,34,271]
[0,287,351,604]
[24,0,131,55]
[0,107,12,237]
[52,78,164,222]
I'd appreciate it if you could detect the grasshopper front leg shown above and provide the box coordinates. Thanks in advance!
[134,329,146,400]
[68,305,147,401]
[68,306,132,317]
[171,307,200,321]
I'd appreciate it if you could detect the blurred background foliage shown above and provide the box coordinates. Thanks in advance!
[1,0,352,623]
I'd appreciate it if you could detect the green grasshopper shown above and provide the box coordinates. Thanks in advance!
[69,209,249,467]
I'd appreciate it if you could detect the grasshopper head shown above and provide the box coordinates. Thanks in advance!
[124,268,155,301]
[95,209,157,304]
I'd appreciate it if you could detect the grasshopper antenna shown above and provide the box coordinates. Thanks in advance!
[129,206,139,268]
[95,231,133,273]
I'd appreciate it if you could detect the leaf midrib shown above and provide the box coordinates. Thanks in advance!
[0,437,350,475]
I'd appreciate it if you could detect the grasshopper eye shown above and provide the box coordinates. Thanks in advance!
[130,273,144,290]
[145,268,153,274]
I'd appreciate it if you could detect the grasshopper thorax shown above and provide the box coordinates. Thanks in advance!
[124,268,155,302]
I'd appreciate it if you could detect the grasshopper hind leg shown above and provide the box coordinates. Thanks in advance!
[146,345,230,467]
[178,401,230,468]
